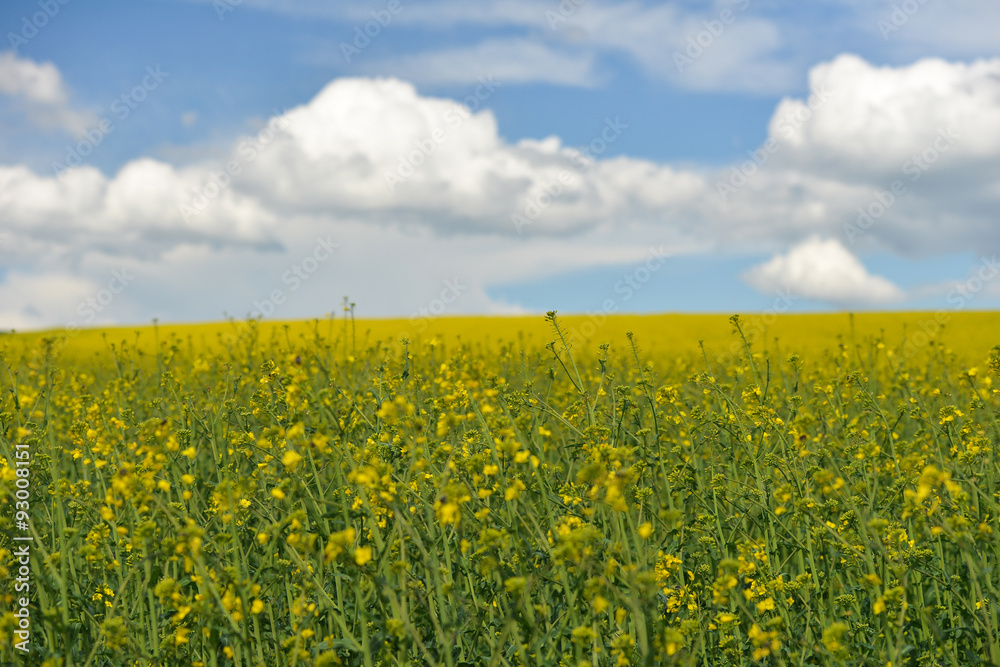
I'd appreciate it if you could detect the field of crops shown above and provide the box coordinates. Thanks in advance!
[1,311,999,666]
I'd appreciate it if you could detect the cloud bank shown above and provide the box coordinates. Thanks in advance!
[2,52,999,328]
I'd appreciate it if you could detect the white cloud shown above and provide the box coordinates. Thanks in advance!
[359,39,600,87]
[346,0,546,27]
[746,53,1000,255]
[0,160,277,253]
[0,271,101,331]
[335,2,796,93]
[0,51,67,105]
[183,0,1000,96]
[559,2,797,93]
[231,76,709,235]
[0,51,96,134]
[773,54,1000,175]
[845,0,1000,59]
[742,237,905,306]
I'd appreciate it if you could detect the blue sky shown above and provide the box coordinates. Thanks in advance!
[1,0,999,328]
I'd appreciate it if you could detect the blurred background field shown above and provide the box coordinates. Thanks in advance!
[5,311,999,368]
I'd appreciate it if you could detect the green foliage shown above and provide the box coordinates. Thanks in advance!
[0,316,998,666]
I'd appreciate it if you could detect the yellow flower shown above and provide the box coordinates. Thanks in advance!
[353,546,373,566]
[505,479,526,501]
[181,447,196,459]
[756,597,775,613]
[638,522,653,539]
[270,488,286,500]
[282,450,303,469]
[748,623,781,659]
[251,599,265,614]
[437,502,460,525]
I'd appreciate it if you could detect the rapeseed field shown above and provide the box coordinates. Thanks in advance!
[1,311,999,665]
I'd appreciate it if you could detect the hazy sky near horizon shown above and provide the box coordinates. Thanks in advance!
[1,0,999,329]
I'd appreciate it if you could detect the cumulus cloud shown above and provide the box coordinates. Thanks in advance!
[0,159,278,255]
[742,53,1000,255]
[0,51,96,133]
[228,76,709,236]
[773,54,1000,176]
[742,237,905,306]
[0,51,67,105]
